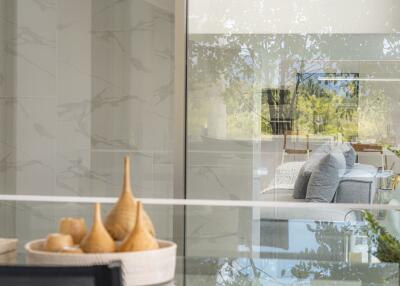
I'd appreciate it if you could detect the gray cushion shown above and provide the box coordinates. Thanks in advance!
[336,143,356,168]
[292,142,356,199]
[335,180,372,203]
[335,163,378,203]
[293,164,309,199]
[341,163,377,182]
[293,142,333,199]
[305,152,346,202]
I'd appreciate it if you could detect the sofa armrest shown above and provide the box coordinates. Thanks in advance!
[334,179,372,203]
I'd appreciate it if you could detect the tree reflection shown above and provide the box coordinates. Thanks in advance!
[187,33,400,141]
[185,253,398,285]
[289,218,399,284]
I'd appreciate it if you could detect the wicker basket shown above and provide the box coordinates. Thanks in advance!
[25,239,176,286]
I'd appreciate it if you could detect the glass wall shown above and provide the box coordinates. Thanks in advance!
[0,0,400,272]
[186,0,400,256]
[187,0,400,202]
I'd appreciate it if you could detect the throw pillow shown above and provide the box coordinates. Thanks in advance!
[336,142,356,169]
[305,151,346,202]
[293,142,334,199]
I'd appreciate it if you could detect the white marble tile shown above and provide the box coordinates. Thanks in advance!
[1,98,56,195]
[90,0,175,152]
[152,151,173,198]
[187,164,254,200]
[55,151,93,196]
[186,206,253,257]
[0,98,17,195]
[56,149,157,197]
[0,101,8,194]
[0,201,16,238]
[0,0,175,203]
[2,0,57,98]
[57,0,92,99]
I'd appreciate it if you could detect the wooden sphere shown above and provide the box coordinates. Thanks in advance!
[44,233,74,252]
[59,217,87,244]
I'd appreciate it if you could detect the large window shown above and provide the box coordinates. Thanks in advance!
[187,1,400,202]
[184,0,400,261]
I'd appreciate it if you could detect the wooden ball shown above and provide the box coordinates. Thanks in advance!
[59,217,87,244]
[44,233,74,252]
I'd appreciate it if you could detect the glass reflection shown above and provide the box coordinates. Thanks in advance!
[187,2,400,204]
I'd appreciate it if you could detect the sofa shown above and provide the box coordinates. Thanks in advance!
[262,142,378,204]
[258,143,382,262]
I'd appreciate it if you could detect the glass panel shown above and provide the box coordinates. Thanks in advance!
[187,0,400,205]
[0,202,399,285]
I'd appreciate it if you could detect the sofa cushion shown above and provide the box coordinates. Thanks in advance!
[262,161,304,193]
[306,152,346,202]
[335,163,377,203]
[341,163,377,181]
[293,164,308,199]
[293,142,333,199]
[335,180,373,203]
[336,143,356,169]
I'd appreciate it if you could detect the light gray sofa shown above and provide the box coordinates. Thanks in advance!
[262,142,378,205]
[262,162,377,204]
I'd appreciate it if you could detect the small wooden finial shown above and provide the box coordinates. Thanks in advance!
[105,156,156,241]
[118,201,159,252]
[80,203,116,253]
[123,156,131,194]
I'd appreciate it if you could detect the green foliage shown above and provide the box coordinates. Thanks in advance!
[362,210,400,262]
[187,34,396,140]
[388,147,400,158]
[290,219,399,284]
[294,87,358,141]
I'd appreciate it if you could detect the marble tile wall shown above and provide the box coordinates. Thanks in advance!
[0,0,175,243]
[0,0,175,199]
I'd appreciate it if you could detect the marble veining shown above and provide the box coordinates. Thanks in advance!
[0,153,52,173]
[0,0,176,253]
[0,0,175,200]
[93,0,130,16]
[13,26,55,47]
[4,44,56,78]
[32,0,56,12]
[153,79,174,105]
[92,30,126,52]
